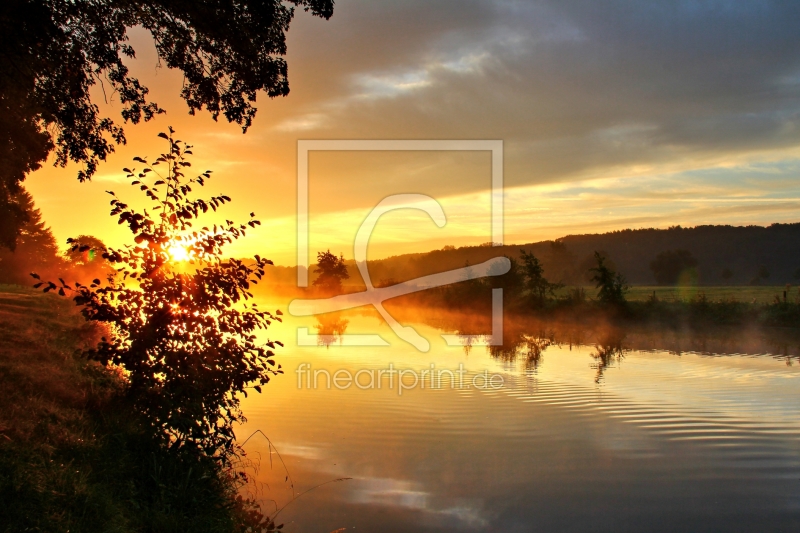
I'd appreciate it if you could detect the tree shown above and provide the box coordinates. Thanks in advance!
[486,254,523,292]
[749,265,770,285]
[649,249,699,285]
[576,250,617,285]
[0,0,334,248]
[64,234,113,282]
[520,249,561,307]
[313,250,349,294]
[721,267,733,282]
[0,187,62,284]
[589,251,628,306]
[36,130,282,459]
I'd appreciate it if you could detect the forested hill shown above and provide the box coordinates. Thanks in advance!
[359,223,800,286]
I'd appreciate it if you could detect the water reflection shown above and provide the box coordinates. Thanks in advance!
[314,312,349,347]
[411,305,800,377]
[590,331,627,383]
[240,303,800,533]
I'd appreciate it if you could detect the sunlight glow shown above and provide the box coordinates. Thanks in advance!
[167,242,192,262]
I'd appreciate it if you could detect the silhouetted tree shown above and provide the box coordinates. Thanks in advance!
[486,254,523,291]
[589,251,628,306]
[520,249,561,307]
[64,235,113,282]
[313,250,349,294]
[35,130,282,459]
[750,265,771,285]
[576,250,617,284]
[721,267,734,282]
[0,187,62,284]
[0,0,334,247]
[64,235,105,265]
[649,249,699,285]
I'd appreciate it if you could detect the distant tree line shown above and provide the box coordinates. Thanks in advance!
[352,224,800,287]
[0,187,110,285]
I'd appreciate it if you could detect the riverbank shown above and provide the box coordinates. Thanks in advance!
[0,286,265,532]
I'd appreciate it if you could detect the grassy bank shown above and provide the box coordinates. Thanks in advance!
[0,286,266,533]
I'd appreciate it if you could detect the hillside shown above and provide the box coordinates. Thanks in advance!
[264,223,800,288]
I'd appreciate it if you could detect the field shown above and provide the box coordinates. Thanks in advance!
[558,285,798,304]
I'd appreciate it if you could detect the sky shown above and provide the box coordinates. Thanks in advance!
[25,0,800,266]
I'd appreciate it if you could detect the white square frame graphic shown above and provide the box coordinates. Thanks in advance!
[296,139,504,286]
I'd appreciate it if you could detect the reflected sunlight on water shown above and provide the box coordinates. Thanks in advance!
[237,304,800,533]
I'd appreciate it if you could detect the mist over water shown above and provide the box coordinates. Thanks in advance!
[239,302,800,532]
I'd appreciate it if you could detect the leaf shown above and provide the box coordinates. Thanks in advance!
[158,132,169,139]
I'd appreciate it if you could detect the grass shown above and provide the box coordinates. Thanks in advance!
[552,285,799,304]
[0,285,268,533]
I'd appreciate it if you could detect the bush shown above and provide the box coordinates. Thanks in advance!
[36,130,283,460]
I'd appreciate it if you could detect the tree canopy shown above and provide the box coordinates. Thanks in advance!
[0,0,334,248]
[0,187,61,284]
[313,250,349,294]
[590,251,628,306]
[650,249,699,285]
[36,130,283,457]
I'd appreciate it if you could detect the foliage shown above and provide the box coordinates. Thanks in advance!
[35,130,283,459]
[64,235,106,266]
[0,287,280,532]
[589,251,628,306]
[0,0,334,248]
[520,249,561,307]
[749,264,771,285]
[313,250,349,294]
[649,249,699,285]
[486,254,523,291]
[0,187,62,284]
[63,234,114,283]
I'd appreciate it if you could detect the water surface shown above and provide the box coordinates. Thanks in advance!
[239,307,800,532]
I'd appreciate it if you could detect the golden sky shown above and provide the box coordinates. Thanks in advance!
[25,0,800,266]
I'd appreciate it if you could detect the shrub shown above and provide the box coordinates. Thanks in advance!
[36,130,282,460]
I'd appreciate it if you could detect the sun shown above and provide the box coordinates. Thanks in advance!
[167,242,192,262]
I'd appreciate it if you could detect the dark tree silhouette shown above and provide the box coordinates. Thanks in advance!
[64,235,106,266]
[650,249,699,285]
[0,0,334,248]
[0,187,62,284]
[35,130,282,459]
[590,251,628,306]
[750,265,771,286]
[313,250,349,294]
[64,234,113,283]
[520,249,561,307]
[721,267,734,282]
[485,254,523,291]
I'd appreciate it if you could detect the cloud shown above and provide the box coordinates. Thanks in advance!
[30,1,800,261]
[274,0,800,193]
